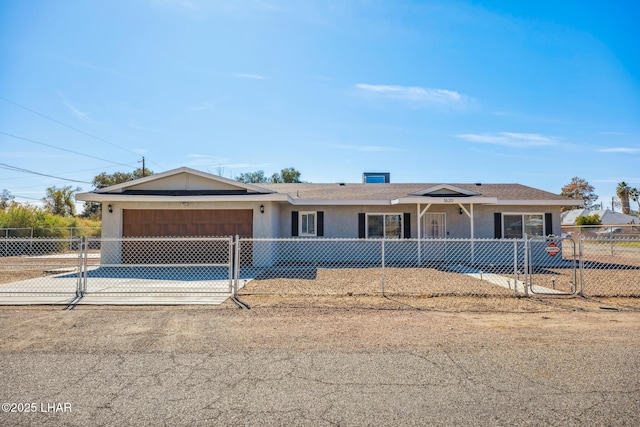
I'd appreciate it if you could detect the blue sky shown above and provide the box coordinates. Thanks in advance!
[1,0,639,210]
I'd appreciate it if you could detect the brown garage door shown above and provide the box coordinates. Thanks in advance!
[123,209,253,238]
[121,209,253,264]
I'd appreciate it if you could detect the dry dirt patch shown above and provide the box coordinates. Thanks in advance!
[240,267,513,297]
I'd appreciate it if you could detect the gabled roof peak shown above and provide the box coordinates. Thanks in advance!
[94,166,274,194]
[410,184,480,197]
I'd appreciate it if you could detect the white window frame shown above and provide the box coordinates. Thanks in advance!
[366,213,403,239]
[299,211,317,237]
[502,212,545,238]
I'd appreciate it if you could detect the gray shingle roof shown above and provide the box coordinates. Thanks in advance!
[259,182,571,202]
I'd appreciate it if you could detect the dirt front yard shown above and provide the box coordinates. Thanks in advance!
[1,296,639,426]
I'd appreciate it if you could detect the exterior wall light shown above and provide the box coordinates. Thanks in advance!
[260,205,265,214]
[107,204,113,213]
[459,207,463,215]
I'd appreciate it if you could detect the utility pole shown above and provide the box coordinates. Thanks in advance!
[140,156,146,177]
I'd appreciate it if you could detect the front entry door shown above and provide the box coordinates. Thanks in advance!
[422,213,446,238]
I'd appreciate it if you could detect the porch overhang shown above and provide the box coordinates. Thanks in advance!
[392,196,498,205]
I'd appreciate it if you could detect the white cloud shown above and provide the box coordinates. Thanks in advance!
[57,92,97,123]
[456,132,556,147]
[331,143,403,152]
[233,73,267,80]
[597,147,640,153]
[354,83,468,106]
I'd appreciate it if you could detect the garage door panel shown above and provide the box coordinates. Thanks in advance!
[122,209,253,264]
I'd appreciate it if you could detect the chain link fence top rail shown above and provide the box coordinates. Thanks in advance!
[0,227,101,238]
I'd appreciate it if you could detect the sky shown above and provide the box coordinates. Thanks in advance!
[1,0,639,211]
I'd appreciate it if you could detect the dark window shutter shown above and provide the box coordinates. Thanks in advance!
[317,211,324,237]
[403,212,411,239]
[291,211,299,236]
[358,213,366,238]
[545,213,553,236]
[494,213,502,239]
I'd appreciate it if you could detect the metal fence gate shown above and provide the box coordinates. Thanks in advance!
[525,236,580,296]
[0,237,235,303]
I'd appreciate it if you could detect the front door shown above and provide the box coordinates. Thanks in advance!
[422,213,446,238]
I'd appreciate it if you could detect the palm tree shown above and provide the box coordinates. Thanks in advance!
[630,187,640,217]
[616,182,631,215]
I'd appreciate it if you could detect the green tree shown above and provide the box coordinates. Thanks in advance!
[630,187,640,216]
[43,185,80,217]
[236,170,269,183]
[274,167,302,183]
[575,214,601,226]
[92,167,153,189]
[560,177,598,208]
[82,168,153,218]
[616,181,632,214]
[237,168,303,184]
[1,189,14,209]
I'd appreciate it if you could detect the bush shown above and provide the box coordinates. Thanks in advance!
[0,203,101,237]
[575,214,601,226]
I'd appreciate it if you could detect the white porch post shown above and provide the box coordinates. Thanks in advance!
[417,203,421,265]
[470,203,474,238]
[470,203,475,263]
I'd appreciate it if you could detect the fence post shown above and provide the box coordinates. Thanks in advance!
[381,238,385,296]
[233,235,240,297]
[513,240,518,297]
[578,232,585,296]
[523,236,529,297]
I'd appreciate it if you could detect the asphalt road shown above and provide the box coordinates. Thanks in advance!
[1,302,639,426]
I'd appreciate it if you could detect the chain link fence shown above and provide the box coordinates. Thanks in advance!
[236,238,526,297]
[579,236,640,297]
[1,234,638,303]
[0,237,83,299]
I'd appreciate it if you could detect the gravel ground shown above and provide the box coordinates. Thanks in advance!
[240,267,514,297]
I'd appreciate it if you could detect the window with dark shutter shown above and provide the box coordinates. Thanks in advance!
[545,213,553,236]
[358,213,365,238]
[291,211,299,236]
[317,211,324,237]
[494,213,502,239]
[403,212,411,239]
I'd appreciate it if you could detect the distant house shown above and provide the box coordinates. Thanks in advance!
[76,167,573,243]
[561,208,638,226]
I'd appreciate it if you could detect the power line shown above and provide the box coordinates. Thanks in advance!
[0,163,91,184]
[11,194,42,201]
[0,95,141,157]
[0,131,134,169]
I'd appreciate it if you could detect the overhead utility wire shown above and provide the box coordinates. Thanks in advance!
[0,131,134,169]
[0,163,91,184]
[0,95,141,157]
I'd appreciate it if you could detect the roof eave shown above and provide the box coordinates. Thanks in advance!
[495,199,579,206]
[75,192,289,203]
[394,196,498,204]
